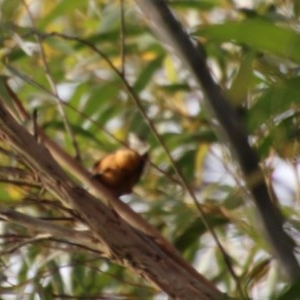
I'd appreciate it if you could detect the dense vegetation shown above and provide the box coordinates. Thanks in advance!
[0,1,300,299]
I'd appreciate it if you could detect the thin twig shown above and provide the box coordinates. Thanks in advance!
[0,204,103,253]
[20,0,82,161]
[0,166,41,188]
[0,166,36,181]
[0,178,40,188]
[32,109,39,141]
[120,0,126,76]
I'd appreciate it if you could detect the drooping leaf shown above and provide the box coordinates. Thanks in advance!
[197,19,300,63]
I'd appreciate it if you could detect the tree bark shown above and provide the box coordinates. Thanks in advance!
[0,98,226,299]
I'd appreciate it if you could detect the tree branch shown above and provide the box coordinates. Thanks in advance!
[0,98,225,299]
[134,0,300,281]
[0,204,102,253]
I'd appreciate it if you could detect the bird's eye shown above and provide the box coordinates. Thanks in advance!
[102,167,112,173]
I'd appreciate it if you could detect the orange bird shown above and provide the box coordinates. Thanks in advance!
[92,135,148,196]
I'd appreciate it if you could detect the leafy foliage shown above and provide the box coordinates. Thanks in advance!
[0,0,300,299]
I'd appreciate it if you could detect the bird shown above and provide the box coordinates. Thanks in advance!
[91,134,148,197]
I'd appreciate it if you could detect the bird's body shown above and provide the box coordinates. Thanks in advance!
[92,147,148,196]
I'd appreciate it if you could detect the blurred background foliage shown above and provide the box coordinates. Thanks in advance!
[0,0,300,299]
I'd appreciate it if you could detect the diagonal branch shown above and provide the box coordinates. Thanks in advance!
[0,98,224,299]
[3,66,224,298]
[0,204,102,253]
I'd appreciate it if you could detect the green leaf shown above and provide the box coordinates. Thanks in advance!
[174,209,229,253]
[38,0,87,29]
[275,278,300,300]
[134,54,165,93]
[1,0,21,21]
[197,19,300,62]
[242,258,271,292]
[227,53,255,105]
[82,83,120,119]
[170,0,223,10]
[247,76,300,131]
